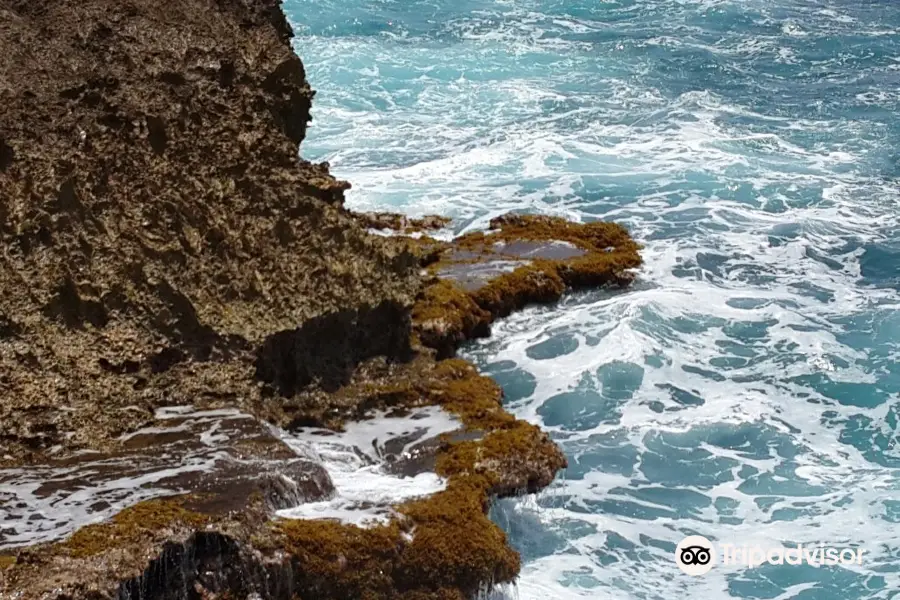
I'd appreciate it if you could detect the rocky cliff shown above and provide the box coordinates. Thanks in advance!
[0,0,420,461]
[0,1,641,598]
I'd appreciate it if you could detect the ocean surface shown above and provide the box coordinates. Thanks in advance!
[286,1,900,598]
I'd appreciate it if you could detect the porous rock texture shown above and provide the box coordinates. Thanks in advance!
[0,0,419,461]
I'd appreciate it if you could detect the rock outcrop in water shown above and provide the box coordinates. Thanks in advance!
[0,1,642,598]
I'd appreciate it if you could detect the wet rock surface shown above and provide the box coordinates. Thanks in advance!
[276,406,463,525]
[0,407,332,550]
[2,496,277,599]
[437,240,587,292]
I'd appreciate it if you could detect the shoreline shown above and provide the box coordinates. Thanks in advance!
[0,1,641,598]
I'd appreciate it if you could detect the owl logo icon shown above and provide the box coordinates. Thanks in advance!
[675,535,716,575]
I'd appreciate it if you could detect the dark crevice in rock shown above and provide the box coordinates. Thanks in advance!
[159,71,186,86]
[218,60,236,88]
[0,315,21,338]
[262,56,311,145]
[116,531,276,600]
[148,347,187,373]
[98,357,142,374]
[113,529,311,600]
[56,177,83,214]
[0,137,13,171]
[146,116,167,154]
[151,280,214,341]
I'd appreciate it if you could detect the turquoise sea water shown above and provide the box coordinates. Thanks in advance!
[286,1,900,598]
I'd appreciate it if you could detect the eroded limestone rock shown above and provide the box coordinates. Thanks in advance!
[0,0,420,464]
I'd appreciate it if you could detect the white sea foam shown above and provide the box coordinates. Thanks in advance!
[277,407,460,527]
[0,408,270,549]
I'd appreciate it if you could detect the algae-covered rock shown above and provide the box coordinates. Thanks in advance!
[411,213,643,354]
[357,211,452,234]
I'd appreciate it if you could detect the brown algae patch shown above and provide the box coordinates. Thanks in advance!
[272,491,518,599]
[411,280,491,357]
[467,260,567,317]
[266,357,563,598]
[271,471,522,599]
[412,213,642,350]
[62,496,210,558]
[397,484,519,593]
[461,213,640,254]
[273,519,405,598]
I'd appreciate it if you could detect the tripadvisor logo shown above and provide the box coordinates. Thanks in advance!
[676,536,715,576]
[675,536,865,576]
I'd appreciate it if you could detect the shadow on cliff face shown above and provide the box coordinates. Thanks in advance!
[255,300,414,394]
